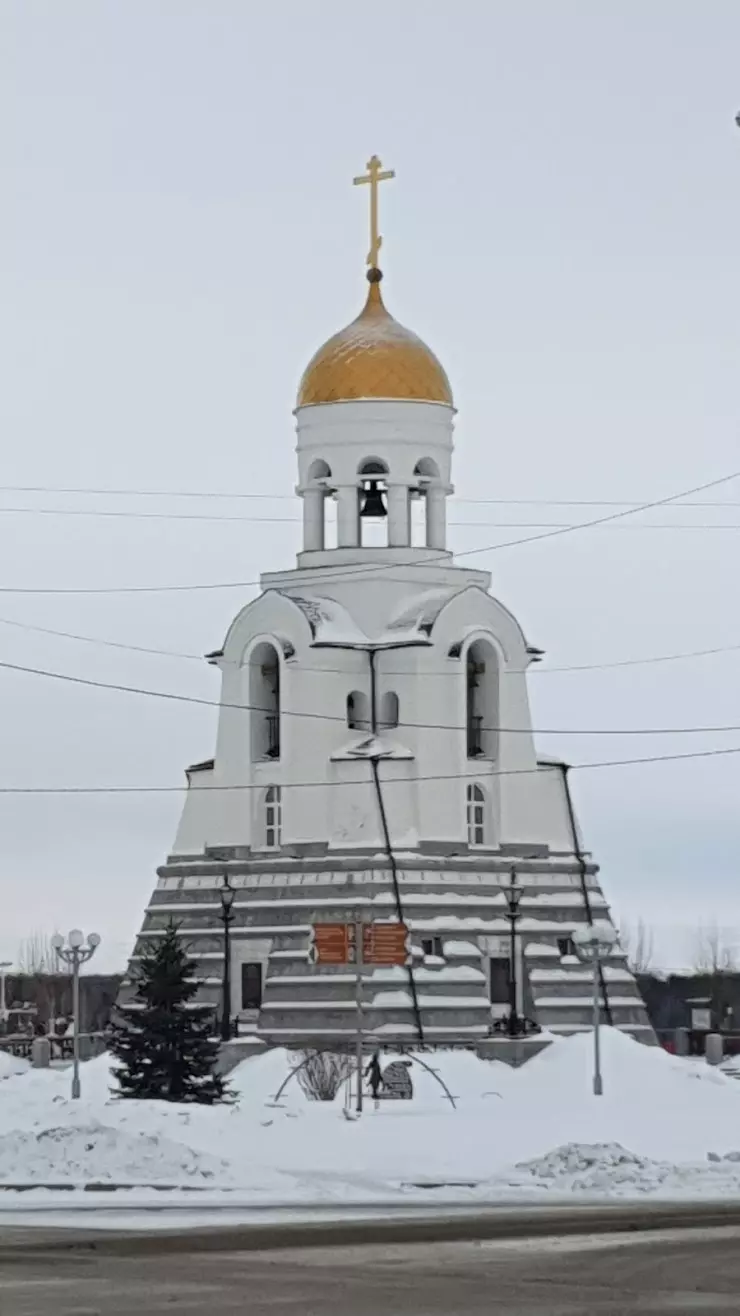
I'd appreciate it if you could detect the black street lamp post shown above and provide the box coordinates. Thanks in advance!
[219,874,236,1042]
[504,869,523,1037]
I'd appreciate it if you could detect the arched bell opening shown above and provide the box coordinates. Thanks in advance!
[249,641,281,761]
[357,458,389,547]
[465,638,499,760]
[303,458,336,551]
[411,457,445,549]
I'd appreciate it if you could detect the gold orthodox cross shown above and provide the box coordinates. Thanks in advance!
[353,154,395,270]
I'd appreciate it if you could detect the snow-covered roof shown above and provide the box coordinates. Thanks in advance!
[287,594,370,647]
[386,588,458,635]
[285,592,433,650]
[330,733,414,761]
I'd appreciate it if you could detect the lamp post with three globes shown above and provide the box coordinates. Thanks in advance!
[51,930,101,1099]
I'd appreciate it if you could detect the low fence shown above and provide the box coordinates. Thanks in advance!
[0,1032,107,1061]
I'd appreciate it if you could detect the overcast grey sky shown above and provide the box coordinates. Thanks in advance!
[2,1,740,973]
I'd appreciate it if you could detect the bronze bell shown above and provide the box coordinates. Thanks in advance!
[359,479,387,519]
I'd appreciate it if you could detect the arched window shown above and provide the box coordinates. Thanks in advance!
[249,642,280,761]
[347,690,370,732]
[265,786,282,849]
[466,783,486,847]
[357,458,389,547]
[466,639,498,759]
[378,691,399,730]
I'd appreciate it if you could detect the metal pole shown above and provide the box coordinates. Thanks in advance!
[355,915,364,1114]
[0,969,7,1024]
[508,910,518,1036]
[221,908,232,1042]
[592,955,603,1096]
[71,952,81,1100]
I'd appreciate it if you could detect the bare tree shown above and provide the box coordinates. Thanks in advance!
[15,931,70,1030]
[297,1050,352,1102]
[692,922,738,975]
[17,932,60,976]
[618,918,655,975]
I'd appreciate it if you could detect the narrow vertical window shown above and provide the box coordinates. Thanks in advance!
[378,691,399,730]
[265,785,282,848]
[466,783,486,847]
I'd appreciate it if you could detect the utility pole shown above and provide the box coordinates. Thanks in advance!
[355,915,364,1113]
[504,869,523,1037]
[219,874,236,1042]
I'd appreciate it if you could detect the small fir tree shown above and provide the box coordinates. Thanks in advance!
[109,923,227,1104]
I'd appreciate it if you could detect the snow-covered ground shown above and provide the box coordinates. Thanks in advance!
[2,1029,740,1217]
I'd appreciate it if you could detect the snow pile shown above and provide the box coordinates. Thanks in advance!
[0,1031,740,1205]
[490,1140,740,1199]
[501,1027,740,1166]
[0,1122,230,1186]
[0,1050,29,1080]
[503,1142,676,1195]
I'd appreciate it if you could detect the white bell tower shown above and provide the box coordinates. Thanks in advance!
[125,153,654,1050]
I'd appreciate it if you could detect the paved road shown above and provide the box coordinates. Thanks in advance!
[1,1226,740,1314]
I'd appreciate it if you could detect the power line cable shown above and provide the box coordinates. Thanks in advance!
[2,654,740,737]
[2,481,740,510]
[0,743,739,794]
[1,613,739,677]
[3,505,740,530]
[0,469,736,593]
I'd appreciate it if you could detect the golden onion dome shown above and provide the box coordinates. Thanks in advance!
[296,272,453,408]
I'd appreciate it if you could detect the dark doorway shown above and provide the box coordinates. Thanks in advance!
[489,956,509,1006]
[241,962,263,1011]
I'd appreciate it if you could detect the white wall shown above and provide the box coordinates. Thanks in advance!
[170,569,578,858]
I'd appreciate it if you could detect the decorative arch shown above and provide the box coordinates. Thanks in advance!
[307,458,332,483]
[248,641,281,761]
[413,457,440,480]
[465,636,499,759]
[466,782,486,847]
[357,457,389,476]
[264,785,282,849]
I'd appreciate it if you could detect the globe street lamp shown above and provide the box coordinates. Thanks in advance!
[218,875,236,1042]
[572,923,618,1096]
[51,930,101,1100]
[504,869,524,1037]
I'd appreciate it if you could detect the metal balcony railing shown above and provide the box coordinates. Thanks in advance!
[467,714,483,758]
[265,713,280,759]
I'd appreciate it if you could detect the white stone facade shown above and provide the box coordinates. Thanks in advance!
[125,323,653,1046]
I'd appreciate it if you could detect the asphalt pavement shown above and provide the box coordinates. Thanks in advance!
[1,1224,740,1314]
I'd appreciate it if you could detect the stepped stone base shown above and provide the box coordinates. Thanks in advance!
[121,847,654,1047]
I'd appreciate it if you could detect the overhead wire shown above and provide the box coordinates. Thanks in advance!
[0,743,739,794]
[0,468,736,593]
[2,481,740,510]
[2,654,740,738]
[0,613,739,676]
[3,505,740,530]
